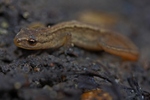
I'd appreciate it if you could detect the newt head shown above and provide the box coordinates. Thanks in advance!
[14,28,50,50]
[14,28,38,50]
[14,26,66,50]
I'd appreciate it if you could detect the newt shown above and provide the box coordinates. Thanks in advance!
[14,20,139,61]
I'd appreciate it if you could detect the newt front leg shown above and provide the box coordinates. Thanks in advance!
[14,20,139,61]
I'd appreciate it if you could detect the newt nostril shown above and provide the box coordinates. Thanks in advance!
[15,38,21,43]
[17,39,21,43]
[14,38,21,46]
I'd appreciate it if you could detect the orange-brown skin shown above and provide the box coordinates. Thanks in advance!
[14,20,139,61]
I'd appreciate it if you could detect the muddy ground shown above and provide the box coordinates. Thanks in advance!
[0,0,150,100]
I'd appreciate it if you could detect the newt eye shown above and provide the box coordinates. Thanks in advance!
[28,38,37,46]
